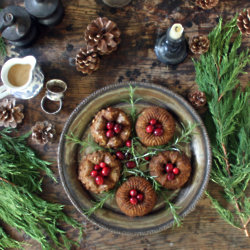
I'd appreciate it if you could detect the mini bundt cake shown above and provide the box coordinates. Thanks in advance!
[116,176,157,217]
[135,107,175,147]
[78,151,121,194]
[149,151,191,189]
[91,107,131,148]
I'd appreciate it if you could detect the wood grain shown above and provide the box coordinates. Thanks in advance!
[0,0,249,249]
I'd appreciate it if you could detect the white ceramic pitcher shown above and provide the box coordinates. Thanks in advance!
[0,55,44,99]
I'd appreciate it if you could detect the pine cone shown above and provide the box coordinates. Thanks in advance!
[31,121,56,145]
[188,90,207,108]
[0,98,24,128]
[85,17,121,55]
[237,9,250,35]
[195,0,219,9]
[76,47,100,75]
[190,35,210,54]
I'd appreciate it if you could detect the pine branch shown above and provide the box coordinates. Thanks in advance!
[0,226,25,250]
[0,129,83,248]
[193,16,250,237]
[0,128,55,193]
[0,179,83,250]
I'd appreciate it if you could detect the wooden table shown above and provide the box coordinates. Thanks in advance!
[1,0,249,249]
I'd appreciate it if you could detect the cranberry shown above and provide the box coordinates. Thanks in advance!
[129,189,137,197]
[99,162,107,168]
[149,119,157,125]
[136,193,144,202]
[144,156,151,161]
[106,121,114,130]
[114,124,122,134]
[95,175,104,185]
[94,164,101,171]
[130,197,138,205]
[154,128,163,136]
[101,167,111,176]
[116,151,125,160]
[146,125,154,133]
[165,163,173,173]
[155,123,163,129]
[167,173,175,181]
[106,129,114,138]
[126,161,136,169]
[91,170,98,177]
[126,140,132,147]
[173,167,180,175]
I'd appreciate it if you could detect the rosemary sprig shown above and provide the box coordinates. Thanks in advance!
[0,128,83,249]
[83,189,116,217]
[193,16,250,237]
[66,133,104,152]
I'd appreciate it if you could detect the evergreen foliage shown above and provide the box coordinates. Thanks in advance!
[0,129,83,249]
[193,17,250,236]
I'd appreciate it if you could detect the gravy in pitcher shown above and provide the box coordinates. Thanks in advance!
[8,64,31,87]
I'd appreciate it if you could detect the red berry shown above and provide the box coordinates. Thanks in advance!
[165,163,173,173]
[154,128,163,136]
[101,167,111,176]
[173,167,180,175]
[106,129,114,138]
[167,173,175,181]
[129,189,137,197]
[95,175,104,185]
[114,124,122,134]
[116,151,125,160]
[126,161,136,169]
[91,170,98,177]
[94,164,101,171]
[146,125,154,133]
[126,140,132,147]
[149,119,157,125]
[106,121,114,130]
[136,193,144,202]
[99,162,107,168]
[130,197,138,205]
[144,156,151,161]
[155,123,163,129]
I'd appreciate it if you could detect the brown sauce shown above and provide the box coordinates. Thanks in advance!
[8,64,31,87]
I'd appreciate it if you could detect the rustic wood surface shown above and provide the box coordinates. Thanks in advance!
[0,0,249,249]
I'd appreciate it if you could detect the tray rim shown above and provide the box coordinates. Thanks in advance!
[58,81,212,235]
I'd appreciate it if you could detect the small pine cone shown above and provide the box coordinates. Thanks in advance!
[188,90,207,108]
[0,98,24,128]
[32,121,56,145]
[76,47,100,75]
[237,9,250,35]
[85,17,121,55]
[190,35,210,54]
[195,0,219,9]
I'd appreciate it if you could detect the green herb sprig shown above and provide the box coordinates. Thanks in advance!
[193,17,250,237]
[0,9,7,57]
[0,129,83,249]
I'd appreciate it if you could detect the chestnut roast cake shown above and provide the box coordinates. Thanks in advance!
[78,151,121,194]
[91,107,131,148]
[149,151,191,189]
[135,107,175,146]
[116,176,157,217]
